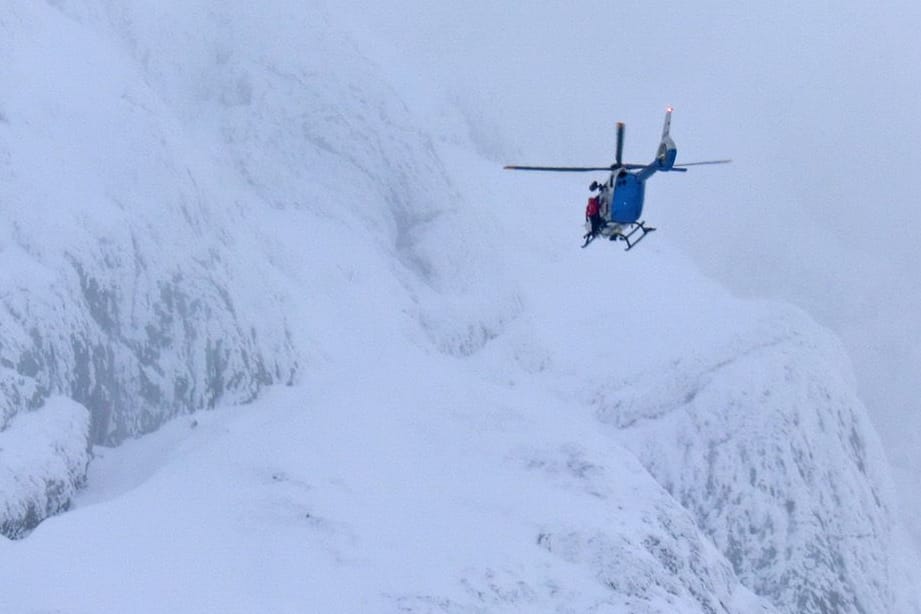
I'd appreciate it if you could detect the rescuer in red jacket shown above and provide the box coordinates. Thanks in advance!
[585,194,603,239]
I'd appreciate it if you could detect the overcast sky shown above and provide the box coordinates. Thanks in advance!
[329,0,921,537]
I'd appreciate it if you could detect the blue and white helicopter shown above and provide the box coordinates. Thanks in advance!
[504,107,730,250]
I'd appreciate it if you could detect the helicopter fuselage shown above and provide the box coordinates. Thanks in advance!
[607,171,647,224]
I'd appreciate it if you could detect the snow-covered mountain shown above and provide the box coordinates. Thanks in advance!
[594,308,910,612]
[0,2,918,613]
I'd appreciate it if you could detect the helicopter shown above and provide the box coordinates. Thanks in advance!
[504,107,730,250]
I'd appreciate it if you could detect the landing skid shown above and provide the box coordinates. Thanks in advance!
[610,221,656,251]
[582,221,656,250]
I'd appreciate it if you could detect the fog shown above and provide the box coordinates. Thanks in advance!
[327,1,921,545]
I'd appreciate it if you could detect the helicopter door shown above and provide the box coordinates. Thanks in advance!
[598,177,614,222]
[600,172,623,222]
[599,187,610,221]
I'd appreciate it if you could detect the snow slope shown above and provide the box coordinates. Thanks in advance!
[0,1,298,441]
[0,358,777,614]
[0,2,918,613]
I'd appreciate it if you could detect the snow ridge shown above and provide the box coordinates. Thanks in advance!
[0,397,89,538]
[596,306,918,614]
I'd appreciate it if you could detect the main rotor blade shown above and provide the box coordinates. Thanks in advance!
[503,162,650,172]
[673,159,732,167]
[503,165,616,172]
[615,122,625,166]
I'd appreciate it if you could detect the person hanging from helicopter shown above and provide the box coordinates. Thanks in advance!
[583,180,604,245]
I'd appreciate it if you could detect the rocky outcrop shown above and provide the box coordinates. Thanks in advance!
[0,398,90,538]
[596,308,917,614]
